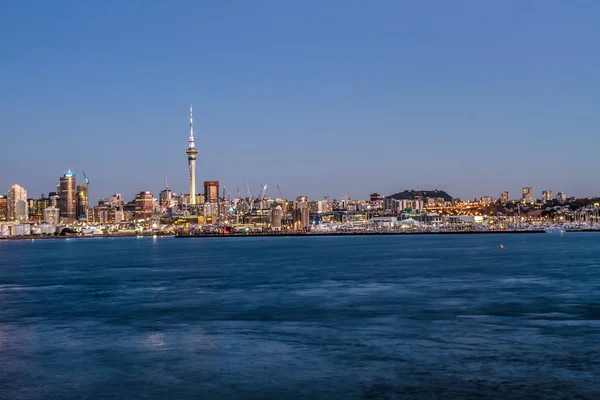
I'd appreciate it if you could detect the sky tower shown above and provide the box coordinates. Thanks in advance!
[186,105,198,205]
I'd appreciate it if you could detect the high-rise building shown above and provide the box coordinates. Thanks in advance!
[500,192,509,205]
[521,187,534,204]
[76,184,89,221]
[0,195,7,222]
[58,170,77,221]
[204,181,219,203]
[159,188,173,209]
[134,191,154,220]
[293,196,310,230]
[43,207,60,225]
[186,105,198,205]
[271,205,283,231]
[7,184,27,221]
[556,192,567,203]
[542,190,553,203]
[16,200,28,223]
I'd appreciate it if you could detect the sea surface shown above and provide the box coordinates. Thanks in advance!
[0,233,599,399]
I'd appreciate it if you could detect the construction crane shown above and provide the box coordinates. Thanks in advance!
[246,182,253,210]
[82,170,90,185]
[260,183,268,200]
[276,184,284,200]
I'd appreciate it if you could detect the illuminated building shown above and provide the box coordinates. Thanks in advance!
[370,193,383,201]
[159,188,172,208]
[521,187,534,204]
[16,200,28,223]
[8,184,27,221]
[43,207,60,225]
[500,191,509,205]
[29,198,49,222]
[0,195,7,222]
[76,185,89,221]
[204,181,219,203]
[134,191,154,220]
[542,190,553,203]
[293,196,310,230]
[271,205,283,230]
[480,196,493,205]
[58,170,77,221]
[556,192,567,203]
[186,105,198,205]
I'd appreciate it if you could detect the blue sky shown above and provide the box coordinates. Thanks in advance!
[1,1,599,202]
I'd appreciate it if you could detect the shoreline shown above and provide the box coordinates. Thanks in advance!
[0,233,173,242]
[175,230,547,238]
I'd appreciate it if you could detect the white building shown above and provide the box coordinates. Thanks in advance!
[521,187,535,204]
[8,184,27,221]
[43,206,60,225]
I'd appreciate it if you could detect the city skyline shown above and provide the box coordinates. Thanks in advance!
[2,2,600,201]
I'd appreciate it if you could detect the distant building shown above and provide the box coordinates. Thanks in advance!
[271,205,283,231]
[500,192,509,205]
[76,185,89,221]
[204,181,219,203]
[480,196,493,206]
[293,196,310,230]
[556,192,567,203]
[521,187,535,204]
[15,200,28,223]
[369,193,383,201]
[159,188,173,208]
[58,170,77,221]
[0,195,7,222]
[8,184,27,221]
[542,190,553,203]
[43,207,60,225]
[134,191,154,220]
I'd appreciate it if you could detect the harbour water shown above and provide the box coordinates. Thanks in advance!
[1,234,599,399]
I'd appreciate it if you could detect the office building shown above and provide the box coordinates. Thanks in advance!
[500,192,509,205]
[43,207,60,225]
[204,181,219,203]
[556,192,567,203]
[76,185,89,221]
[521,187,535,204]
[8,184,27,221]
[58,170,77,221]
[15,200,28,223]
[159,188,173,208]
[134,191,154,219]
[542,190,553,203]
[0,195,7,222]
[186,105,198,205]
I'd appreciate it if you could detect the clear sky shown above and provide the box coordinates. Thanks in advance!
[1,1,599,202]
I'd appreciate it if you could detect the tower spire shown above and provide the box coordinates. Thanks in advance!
[189,104,195,148]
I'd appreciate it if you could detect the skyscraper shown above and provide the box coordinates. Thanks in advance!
[58,170,77,221]
[7,184,27,222]
[76,184,89,221]
[0,195,7,222]
[186,105,198,205]
[204,181,219,203]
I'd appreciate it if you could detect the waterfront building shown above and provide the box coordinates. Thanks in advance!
[0,195,7,222]
[521,187,535,204]
[15,200,28,223]
[134,191,154,220]
[556,192,567,203]
[204,181,219,203]
[542,190,553,203]
[271,205,283,231]
[8,184,27,221]
[186,105,198,205]
[76,185,89,221]
[500,192,510,205]
[43,206,60,225]
[58,170,77,221]
[293,196,310,230]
